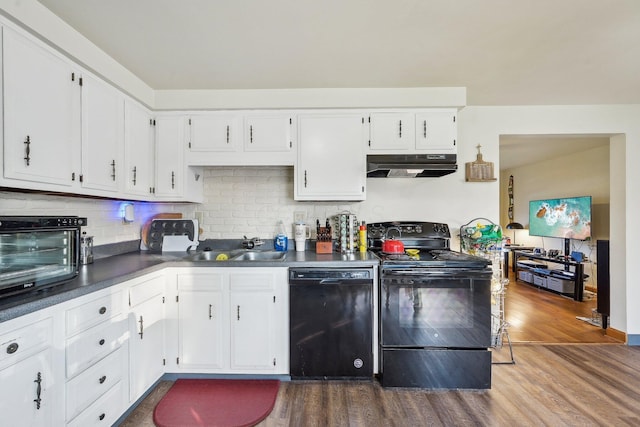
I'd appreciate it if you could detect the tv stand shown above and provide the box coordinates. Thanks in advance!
[513,251,584,301]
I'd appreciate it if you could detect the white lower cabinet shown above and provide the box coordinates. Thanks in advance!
[64,288,128,426]
[65,346,126,423]
[229,272,281,371]
[0,348,55,427]
[172,268,288,374]
[66,380,125,427]
[127,273,166,402]
[177,271,226,369]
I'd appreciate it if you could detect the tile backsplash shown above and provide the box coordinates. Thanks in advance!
[0,166,361,246]
[0,190,194,246]
[198,166,361,239]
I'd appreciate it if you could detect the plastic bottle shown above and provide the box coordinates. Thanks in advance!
[274,220,288,252]
[359,221,367,252]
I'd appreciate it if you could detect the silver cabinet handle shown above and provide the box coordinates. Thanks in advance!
[34,372,42,410]
[138,315,144,339]
[110,160,116,181]
[399,120,402,138]
[24,135,31,166]
[237,305,240,321]
[132,166,137,185]
[209,304,213,319]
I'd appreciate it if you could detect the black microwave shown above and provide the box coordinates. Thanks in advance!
[0,216,87,299]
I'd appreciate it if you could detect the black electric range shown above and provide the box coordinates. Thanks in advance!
[368,221,491,269]
[369,221,493,389]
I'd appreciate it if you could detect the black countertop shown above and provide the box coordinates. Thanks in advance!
[1,250,379,323]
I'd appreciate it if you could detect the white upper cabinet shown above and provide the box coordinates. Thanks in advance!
[79,73,124,193]
[415,110,457,151]
[186,111,296,166]
[188,113,241,152]
[2,26,79,188]
[243,113,293,152]
[368,112,415,150]
[296,113,367,201]
[366,109,457,154]
[123,99,155,198]
[154,114,185,199]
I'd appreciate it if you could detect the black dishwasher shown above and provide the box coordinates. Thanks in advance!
[289,268,373,379]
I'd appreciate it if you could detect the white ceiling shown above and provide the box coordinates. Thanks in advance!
[37,0,640,106]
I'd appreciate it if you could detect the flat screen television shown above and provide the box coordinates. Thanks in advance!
[529,196,592,241]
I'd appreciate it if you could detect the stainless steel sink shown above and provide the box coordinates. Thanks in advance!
[184,251,234,261]
[231,251,286,262]
[184,250,286,262]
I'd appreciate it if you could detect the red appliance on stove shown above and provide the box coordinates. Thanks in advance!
[368,221,493,389]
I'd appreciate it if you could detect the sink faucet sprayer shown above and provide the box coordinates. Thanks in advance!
[242,236,264,249]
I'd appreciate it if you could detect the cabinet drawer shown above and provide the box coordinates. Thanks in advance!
[66,318,126,378]
[547,277,575,293]
[129,275,164,307]
[0,317,52,367]
[66,346,125,421]
[67,380,125,427]
[177,272,224,291]
[533,275,547,288]
[66,291,123,337]
[518,270,533,283]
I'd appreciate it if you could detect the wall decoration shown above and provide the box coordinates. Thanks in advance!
[465,145,497,182]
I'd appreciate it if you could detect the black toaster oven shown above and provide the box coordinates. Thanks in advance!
[0,216,87,299]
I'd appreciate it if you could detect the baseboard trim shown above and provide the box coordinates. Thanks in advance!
[606,327,627,343]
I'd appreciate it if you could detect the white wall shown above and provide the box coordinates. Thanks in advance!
[197,163,494,245]
[461,105,639,337]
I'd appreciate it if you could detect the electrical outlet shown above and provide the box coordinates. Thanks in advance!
[195,211,204,225]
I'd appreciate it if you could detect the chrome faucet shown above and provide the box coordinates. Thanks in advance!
[242,236,264,249]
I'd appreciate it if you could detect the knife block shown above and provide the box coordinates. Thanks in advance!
[316,241,333,253]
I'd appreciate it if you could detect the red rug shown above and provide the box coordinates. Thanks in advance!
[153,379,280,427]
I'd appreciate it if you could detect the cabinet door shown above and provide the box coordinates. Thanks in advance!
[229,272,279,372]
[0,349,54,427]
[244,114,293,152]
[80,73,124,192]
[178,290,226,368]
[124,100,155,197]
[189,113,240,152]
[154,115,185,198]
[2,27,78,187]
[129,293,164,401]
[368,112,415,150]
[415,111,457,151]
[177,273,226,369]
[296,114,366,201]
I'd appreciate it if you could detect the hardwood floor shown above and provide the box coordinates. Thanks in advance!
[119,279,629,426]
[504,278,619,344]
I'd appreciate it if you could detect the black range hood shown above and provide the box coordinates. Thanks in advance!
[367,154,458,178]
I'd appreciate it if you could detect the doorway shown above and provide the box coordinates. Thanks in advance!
[498,135,614,343]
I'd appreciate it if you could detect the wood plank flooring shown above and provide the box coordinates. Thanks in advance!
[119,279,630,426]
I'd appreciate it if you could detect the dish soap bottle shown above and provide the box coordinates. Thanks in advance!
[274,220,288,252]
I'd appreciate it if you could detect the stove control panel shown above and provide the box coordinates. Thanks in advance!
[367,221,450,239]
